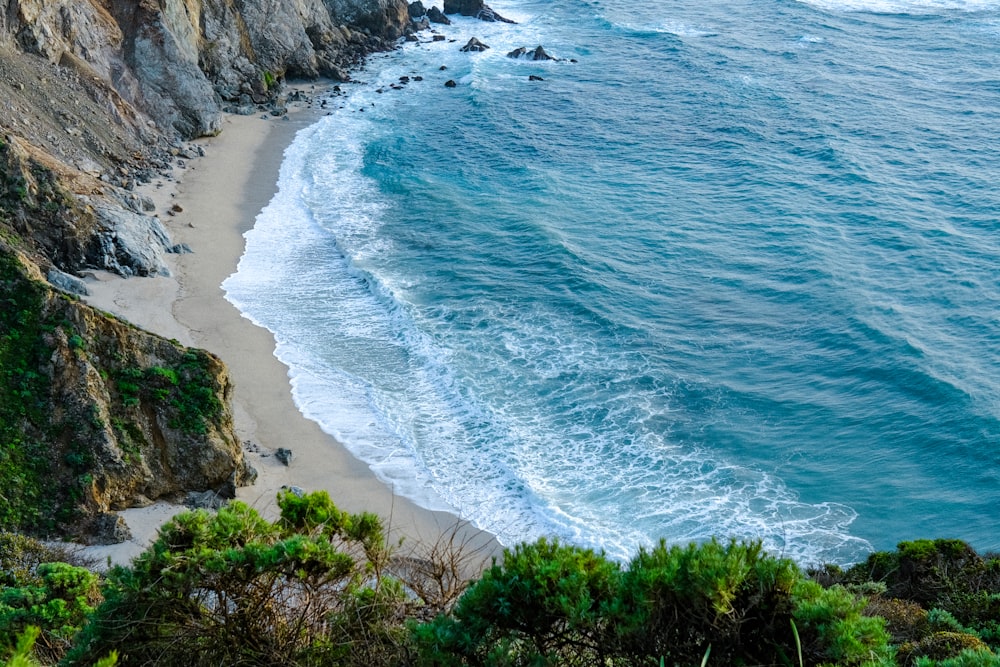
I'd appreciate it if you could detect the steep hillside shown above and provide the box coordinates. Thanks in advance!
[0,0,411,540]
[0,244,252,540]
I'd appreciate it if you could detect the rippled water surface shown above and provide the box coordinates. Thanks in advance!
[225,0,1000,564]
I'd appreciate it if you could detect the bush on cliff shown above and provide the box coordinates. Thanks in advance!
[0,563,99,664]
[2,626,116,667]
[6,490,999,666]
[413,538,621,666]
[66,491,412,667]
[413,537,894,666]
[834,539,1000,652]
[0,250,56,531]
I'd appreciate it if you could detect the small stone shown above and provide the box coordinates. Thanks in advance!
[445,79,457,87]
[275,448,295,466]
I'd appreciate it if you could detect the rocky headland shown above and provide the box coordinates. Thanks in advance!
[0,0,432,543]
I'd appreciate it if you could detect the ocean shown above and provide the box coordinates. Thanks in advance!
[223,0,1000,565]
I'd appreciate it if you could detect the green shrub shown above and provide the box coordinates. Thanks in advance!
[415,537,893,667]
[790,580,893,666]
[414,538,620,666]
[865,597,930,644]
[0,562,99,663]
[2,626,117,667]
[0,251,54,531]
[0,534,72,588]
[67,498,409,667]
[843,540,1000,648]
[615,538,801,665]
[900,632,993,665]
[914,649,1000,667]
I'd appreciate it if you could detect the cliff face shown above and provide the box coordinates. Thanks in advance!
[1,247,250,540]
[2,0,410,139]
[0,0,411,276]
[0,0,411,540]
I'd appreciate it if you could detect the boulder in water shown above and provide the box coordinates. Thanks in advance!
[508,45,557,61]
[408,1,427,17]
[461,37,490,52]
[443,0,515,23]
[428,6,451,24]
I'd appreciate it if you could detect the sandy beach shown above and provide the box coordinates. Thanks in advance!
[82,100,496,566]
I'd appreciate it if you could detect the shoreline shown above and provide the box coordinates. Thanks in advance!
[82,100,497,565]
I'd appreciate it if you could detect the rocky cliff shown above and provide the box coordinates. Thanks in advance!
[0,0,412,274]
[0,0,411,540]
[2,0,410,139]
[1,244,252,541]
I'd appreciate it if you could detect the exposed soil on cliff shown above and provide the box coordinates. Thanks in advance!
[0,46,155,182]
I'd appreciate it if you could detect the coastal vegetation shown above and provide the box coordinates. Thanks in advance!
[2,494,998,666]
[0,1,996,666]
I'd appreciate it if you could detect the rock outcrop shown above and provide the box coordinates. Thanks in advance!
[0,0,411,140]
[460,37,490,52]
[0,0,516,543]
[427,6,451,24]
[507,45,557,61]
[0,134,178,278]
[443,0,514,23]
[0,0,422,542]
[0,246,251,539]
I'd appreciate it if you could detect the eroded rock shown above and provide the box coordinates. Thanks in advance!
[461,37,490,52]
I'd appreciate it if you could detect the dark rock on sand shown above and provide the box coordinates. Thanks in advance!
[275,447,295,466]
[91,513,133,545]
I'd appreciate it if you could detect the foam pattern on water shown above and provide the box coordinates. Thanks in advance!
[226,0,1000,565]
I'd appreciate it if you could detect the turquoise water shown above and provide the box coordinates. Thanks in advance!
[224,0,1000,564]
